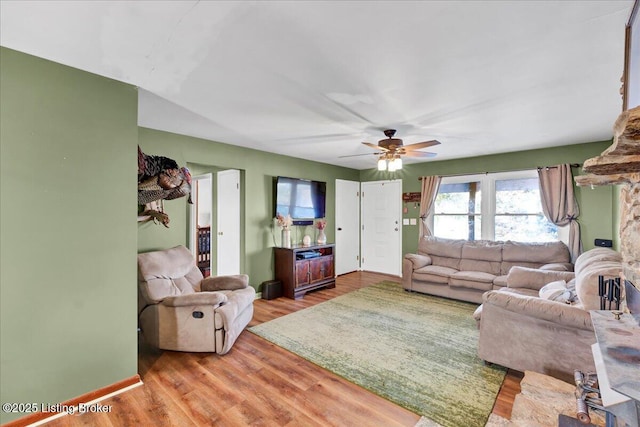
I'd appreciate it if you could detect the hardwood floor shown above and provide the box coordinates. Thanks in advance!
[43,272,522,426]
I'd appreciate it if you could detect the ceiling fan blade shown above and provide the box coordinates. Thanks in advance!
[362,142,389,151]
[403,140,441,151]
[402,151,438,158]
[338,152,381,158]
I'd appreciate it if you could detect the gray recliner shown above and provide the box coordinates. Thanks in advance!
[137,245,255,354]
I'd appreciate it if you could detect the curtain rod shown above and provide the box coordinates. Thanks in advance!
[418,163,581,180]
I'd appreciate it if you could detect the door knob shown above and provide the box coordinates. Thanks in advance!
[337,227,343,231]
[395,227,399,231]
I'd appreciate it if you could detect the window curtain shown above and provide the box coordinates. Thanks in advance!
[419,175,441,239]
[538,164,582,262]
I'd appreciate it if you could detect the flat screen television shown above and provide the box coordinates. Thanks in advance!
[275,176,326,223]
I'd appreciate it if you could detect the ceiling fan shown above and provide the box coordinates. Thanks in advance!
[341,129,441,171]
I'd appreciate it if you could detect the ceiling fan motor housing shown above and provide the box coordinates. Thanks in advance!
[379,138,403,150]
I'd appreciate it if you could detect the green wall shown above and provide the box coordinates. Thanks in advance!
[137,127,360,289]
[0,48,139,424]
[359,141,616,257]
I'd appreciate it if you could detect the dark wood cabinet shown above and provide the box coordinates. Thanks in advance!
[274,244,335,299]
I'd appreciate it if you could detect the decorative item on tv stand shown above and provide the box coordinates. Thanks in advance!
[315,219,327,244]
[275,213,293,248]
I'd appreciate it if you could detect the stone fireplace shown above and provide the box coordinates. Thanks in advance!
[576,105,640,308]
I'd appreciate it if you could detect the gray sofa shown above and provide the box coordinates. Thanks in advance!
[475,248,623,381]
[402,236,573,304]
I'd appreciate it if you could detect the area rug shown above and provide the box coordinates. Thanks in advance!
[249,281,506,427]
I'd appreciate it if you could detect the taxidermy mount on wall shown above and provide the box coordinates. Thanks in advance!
[137,146,192,227]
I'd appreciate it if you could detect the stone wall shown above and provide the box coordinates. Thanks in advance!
[620,183,640,291]
[576,106,640,295]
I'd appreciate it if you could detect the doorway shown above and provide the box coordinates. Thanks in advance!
[190,173,213,277]
[360,180,402,276]
[335,179,361,275]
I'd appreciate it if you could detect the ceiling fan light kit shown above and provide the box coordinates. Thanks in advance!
[341,129,441,170]
[378,154,403,171]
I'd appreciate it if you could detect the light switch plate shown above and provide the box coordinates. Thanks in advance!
[410,218,417,225]
[403,218,410,225]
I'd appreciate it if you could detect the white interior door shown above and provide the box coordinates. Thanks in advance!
[217,169,240,275]
[361,180,402,276]
[335,179,360,275]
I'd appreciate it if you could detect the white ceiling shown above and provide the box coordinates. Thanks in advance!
[0,1,634,170]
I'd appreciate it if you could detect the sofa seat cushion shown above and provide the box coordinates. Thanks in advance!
[413,265,457,284]
[450,271,496,291]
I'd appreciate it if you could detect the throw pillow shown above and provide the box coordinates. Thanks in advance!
[539,280,571,303]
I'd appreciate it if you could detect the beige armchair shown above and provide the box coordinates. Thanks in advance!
[137,245,255,354]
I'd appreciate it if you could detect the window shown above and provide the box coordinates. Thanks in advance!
[431,171,559,242]
[433,181,482,240]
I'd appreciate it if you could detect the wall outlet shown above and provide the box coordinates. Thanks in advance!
[403,218,410,225]
[410,218,417,225]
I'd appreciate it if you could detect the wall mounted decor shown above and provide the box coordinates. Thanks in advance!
[137,146,192,227]
[402,192,421,203]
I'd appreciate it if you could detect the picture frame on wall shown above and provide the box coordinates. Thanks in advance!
[623,0,639,111]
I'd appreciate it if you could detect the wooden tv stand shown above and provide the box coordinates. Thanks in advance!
[274,243,335,299]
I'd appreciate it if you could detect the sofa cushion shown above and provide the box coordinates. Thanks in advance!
[413,265,457,284]
[450,271,496,291]
[201,274,249,291]
[459,258,502,275]
[138,246,203,305]
[462,240,503,261]
[506,266,575,291]
[539,263,571,271]
[501,261,549,275]
[501,240,571,274]
[418,236,464,270]
[502,240,571,263]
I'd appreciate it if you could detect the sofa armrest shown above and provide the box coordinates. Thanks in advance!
[215,287,255,328]
[482,290,592,331]
[161,292,228,307]
[201,274,249,291]
[506,266,575,291]
[404,253,432,269]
